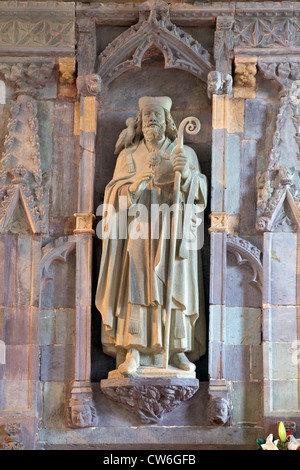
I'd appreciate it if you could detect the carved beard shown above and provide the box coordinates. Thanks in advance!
[143,122,166,142]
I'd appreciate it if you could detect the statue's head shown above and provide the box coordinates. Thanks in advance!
[135,96,177,142]
[209,397,231,426]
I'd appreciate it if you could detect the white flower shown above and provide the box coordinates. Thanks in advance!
[261,434,279,450]
[287,436,300,450]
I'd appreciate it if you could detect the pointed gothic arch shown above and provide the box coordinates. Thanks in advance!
[96,0,213,87]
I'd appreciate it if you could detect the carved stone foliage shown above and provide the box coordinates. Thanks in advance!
[258,60,300,90]
[226,233,263,293]
[234,58,257,88]
[101,377,199,424]
[2,423,24,450]
[0,61,55,97]
[256,79,300,232]
[0,96,44,233]
[0,61,55,234]
[97,0,212,88]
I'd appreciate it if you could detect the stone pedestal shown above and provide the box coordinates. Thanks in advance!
[100,377,199,424]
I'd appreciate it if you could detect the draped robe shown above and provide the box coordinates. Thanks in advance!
[95,137,207,364]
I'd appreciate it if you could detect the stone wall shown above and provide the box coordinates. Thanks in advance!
[0,0,300,450]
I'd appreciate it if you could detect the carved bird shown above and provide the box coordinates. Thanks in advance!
[114,117,137,155]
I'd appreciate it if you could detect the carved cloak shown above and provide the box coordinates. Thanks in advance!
[95,137,207,361]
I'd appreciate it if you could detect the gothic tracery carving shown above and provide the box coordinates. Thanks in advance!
[97,0,212,87]
[226,233,263,293]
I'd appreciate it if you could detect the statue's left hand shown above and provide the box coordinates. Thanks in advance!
[173,148,190,180]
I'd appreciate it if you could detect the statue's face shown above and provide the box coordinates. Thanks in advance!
[212,399,228,424]
[142,104,166,141]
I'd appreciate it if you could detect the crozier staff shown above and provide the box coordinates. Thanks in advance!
[96,96,207,377]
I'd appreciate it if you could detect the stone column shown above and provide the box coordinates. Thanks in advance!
[207,74,233,426]
[68,15,101,428]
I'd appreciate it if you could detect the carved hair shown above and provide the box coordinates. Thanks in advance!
[135,109,177,141]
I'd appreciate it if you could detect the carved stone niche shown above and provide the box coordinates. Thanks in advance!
[101,378,199,424]
[93,0,212,423]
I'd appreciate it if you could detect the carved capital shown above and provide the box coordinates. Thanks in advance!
[74,212,95,235]
[207,71,232,98]
[234,57,257,88]
[68,381,98,428]
[58,57,76,85]
[209,212,228,233]
[2,423,24,450]
[0,61,55,97]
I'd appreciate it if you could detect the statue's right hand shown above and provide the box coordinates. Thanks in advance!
[129,168,154,195]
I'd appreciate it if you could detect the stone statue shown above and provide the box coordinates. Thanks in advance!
[95,96,207,378]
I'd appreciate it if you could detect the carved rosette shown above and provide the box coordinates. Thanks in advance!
[2,423,24,450]
[97,0,212,88]
[101,377,199,424]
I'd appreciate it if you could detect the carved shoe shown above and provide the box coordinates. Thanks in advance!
[118,349,140,376]
[169,352,196,372]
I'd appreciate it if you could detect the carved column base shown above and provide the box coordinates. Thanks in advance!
[68,381,98,428]
[101,377,199,424]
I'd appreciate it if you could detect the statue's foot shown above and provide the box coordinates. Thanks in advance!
[118,349,140,376]
[169,352,196,372]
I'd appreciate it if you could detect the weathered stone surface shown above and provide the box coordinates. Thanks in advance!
[224,344,250,381]
[43,382,66,429]
[39,309,55,347]
[40,345,74,382]
[55,309,75,345]
[231,381,262,425]
[224,307,261,345]
[263,307,298,342]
